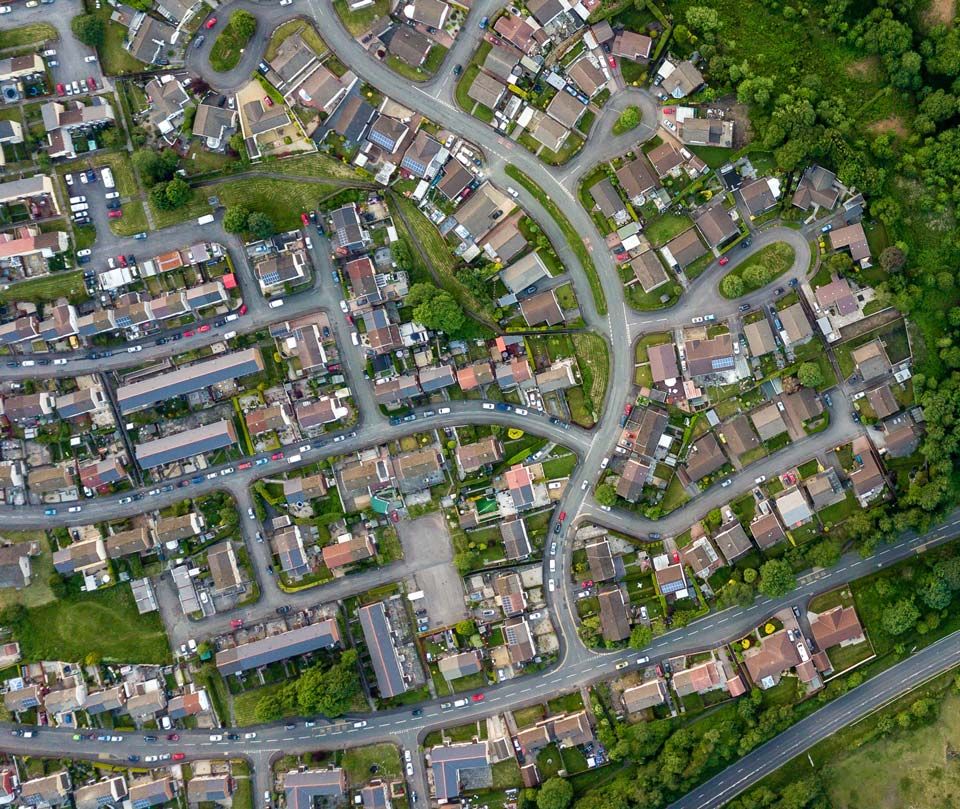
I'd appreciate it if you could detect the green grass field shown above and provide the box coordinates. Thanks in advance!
[341,743,401,785]
[720,242,796,297]
[0,23,57,49]
[209,11,257,73]
[332,0,390,35]
[16,586,171,663]
[0,272,87,305]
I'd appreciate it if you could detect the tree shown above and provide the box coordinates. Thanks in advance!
[685,6,720,34]
[721,274,744,297]
[594,483,618,507]
[223,205,250,233]
[918,574,952,610]
[796,362,823,388]
[163,177,191,209]
[254,692,285,722]
[880,245,907,273]
[881,598,920,636]
[455,620,476,637]
[757,559,795,598]
[742,264,770,289]
[536,778,573,809]
[71,14,105,48]
[613,106,641,135]
[407,283,465,334]
[133,149,179,186]
[48,573,68,599]
[742,567,758,583]
[247,211,275,239]
[629,624,653,649]
[230,9,257,40]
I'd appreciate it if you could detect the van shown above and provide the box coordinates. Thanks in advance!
[69,195,86,204]
[197,214,215,225]
[21,360,35,367]
[71,204,89,214]
[350,331,359,346]
[548,578,556,592]
[453,698,469,708]
[102,167,115,189]
[287,454,302,464]
[268,299,284,309]
[223,331,236,340]
[225,313,238,322]
[549,559,556,572]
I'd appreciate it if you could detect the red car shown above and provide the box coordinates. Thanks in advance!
[583,580,593,589]
[390,510,400,523]
[558,511,566,521]
[205,16,217,28]
[87,77,96,91]
[471,693,485,703]
[230,619,243,629]
[718,256,729,266]
[117,255,127,267]
[238,461,252,470]
[608,56,616,68]
[167,734,180,742]
[663,107,674,115]
[183,329,195,337]
[198,324,211,333]
[238,303,247,315]
[56,83,65,96]
[172,753,186,762]
[108,209,123,219]
[300,212,310,227]
[264,95,274,107]
[271,452,284,461]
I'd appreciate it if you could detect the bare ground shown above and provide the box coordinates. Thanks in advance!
[922,0,955,29]
[869,117,909,138]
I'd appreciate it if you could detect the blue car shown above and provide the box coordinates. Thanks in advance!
[44,508,57,516]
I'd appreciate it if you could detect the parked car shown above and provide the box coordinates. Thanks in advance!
[205,16,217,28]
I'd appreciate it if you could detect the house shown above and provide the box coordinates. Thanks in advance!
[695,203,739,247]
[0,316,40,345]
[805,470,845,511]
[283,474,328,506]
[648,343,680,385]
[622,680,669,713]
[116,348,264,413]
[671,659,725,696]
[501,252,550,294]
[682,535,722,579]
[500,518,532,560]
[135,421,238,469]
[186,777,232,805]
[590,177,626,221]
[520,289,564,326]
[295,66,354,114]
[536,359,578,393]
[743,629,806,688]
[167,689,210,720]
[401,130,443,178]
[419,364,457,393]
[654,558,688,598]
[495,572,527,617]
[496,356,533,389]
[829,223,871,266]
[436,162,475,202]
[722,415,760,456]
[751,403,788,442]
[783,388,823,426]
[273,525,310,579]
[867,384,900,419]
[504,464,537,511]
[568,58,606,97]
[0,544,35,589]
[658,59,704,98]
[851,339,892,381]
[530,114,569,152]
[246,404,292,436]
[296,397,348,430]
[775,486,814,528]
[330,95,376,144]
[241,96,291,146]
[207,541,243,592]
[269,33,320,88]
[744,320,777,356]
[679,117,734,148]
[128,777,176,808]
[125,688,167,721]
[359,601,408,698]
[284,770,346,809]
[779,302,813,344]
[155,513,203,544]
[552,711,594,747]
[0,54,44,81]
[598,586,631,642]
[814,274,857,316]
[457,361,497,392]
[546,91,586,129]
[750,511,786,549]
[882,416,920,457]
[0,228,69,260]
[395,447,444,493]
[407,0,449,28]
[388,26,432,67]
[28,465,74,495]
[682,432,726,482]
[456,436,503,474]
[494,13,545,53]
[105,526,154,560]
[737,177,781,218]
[53,537,107,576]
[3,392,56,423]
[504,615,536,663]
[586,539,617,581]
[75,778,127,809]
[713,519,753,563]
[611,30,652,61]
[215,619,340,675]
[616,156,659,202]
[430,743,490,803]
[4,684,41,713]
[145,75,190,134]
[483,44,520,83]
[662,229,707,270]
[322,534,376,570]
[468,72,507,110]
[646,142,684,177]
[18,772,71,807]
[254,250,308,294]
[454,183,514,242]
[154,0,195,22]
[438,650,483,681]
[192,101,237,151]
[810,606,865,652]
[526,0,565,25]
[792,165,840,212]
[126,15,175,65]
[616,458,650,503]
[631,405,669,458]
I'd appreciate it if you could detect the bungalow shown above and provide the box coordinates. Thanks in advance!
[273,524,310,579]
[495,356,533,389]
[744,629,815,689]
[155,513,203,545]
[751,403,788,442]
[430,743,490,803]
[616,457,650,503]
[654,557,688,598]
[395,447,444,493]
[388,27,433,68]
[500,518,532,560]
[186,777,232,806]
[401,130,443,178]
[671,659,726,697]
[18,772,71,807]
[814,274,857,316]
[75,778,127,809]
[436,162,475,202]
[695,203,739,248]
[851,339,892,381]
[530,114,569,152]
[682,535,722,579]
[407,0,449,28]
[646,142,684,177]
[419,364,457,393]
[622,679,669,713]
[245,404,292,437]
[208,541,243,592]
[53,537,106,576]
[867,383,900,419]
[661,229,707,270]
[495,572,527,617]
[483,44,521,83]
[744,320,777,356]
[501,252,550,295]
[359,601,408,698]
[468,72,507,110]
[504,615,536,664]
[779,302,813,345]
[611,30,652,61]
[438,650,483,681]
[806,470,845,511]
[322,534,375,569]
[679,117,734,148]
[128,777,176,809]
[750,511,786,549]
[590,177,627,221]
[792,165,840,212]
[454,182,514,242]
[648,343,680,385]
[546,91,586,129]
[783,388,823,426]
[135,421,238,469]
[616,155,659,203]
[215,619,340,676]
[598,586,631,642]
[737,177,781,218]
[658,59,704,98]
[457,361,496,391]
[721,414,760,456]
[457,436,503,474]
[494,13,545,53]
[712,519,753,563]
[829,222,871,267]
[285,770,346,809]
[586,539,617,581]
[810,606,865,653]
[568,58,606,97]
[775,486,814,528]
[520,289,564,326]
[144,75,190,135]
[526,0,565,25]
[682,432,726,482]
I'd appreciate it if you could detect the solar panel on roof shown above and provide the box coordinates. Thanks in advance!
[712,357,735,370]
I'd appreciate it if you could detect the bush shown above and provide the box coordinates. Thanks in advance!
[71,15,105,48]
[612,105,642,135]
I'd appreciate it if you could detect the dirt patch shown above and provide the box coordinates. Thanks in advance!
[869,116,909,138]
[922,0,955,29]
[711,96,753,148]
[847,56,881,79]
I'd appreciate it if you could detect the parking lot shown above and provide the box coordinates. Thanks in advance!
[400,512,469,630]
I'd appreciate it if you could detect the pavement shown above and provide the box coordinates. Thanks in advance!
[0,0,938,805]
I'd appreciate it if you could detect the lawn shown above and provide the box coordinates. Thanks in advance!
[571,332,610,414]
[720,242,796,297]
[0,23,57,49]
[14,585,171,663]
[97,13,149,75]
[0,532,53,609]
[110,200,149,237]
[341,743,401,785]
[232,681,288,726]
[644,212,693,247]
[332,0,390,35]
[209,11,258,73]
[264,19,328,61]
[0,271,87,305]
[513,704,546,727]
[542,451,579,480]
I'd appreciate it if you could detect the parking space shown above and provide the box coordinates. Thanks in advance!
[399,512,469,629]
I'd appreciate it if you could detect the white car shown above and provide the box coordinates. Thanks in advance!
[721,479,732,488]
[145,755,159,763]
[581,479,588,490]
[438,407,451,414]
[53,358,67,365]
[691,316,704,324]
[209,734,223,742]
[118,496,133,505]
[68,506,82,513]
[506,186,519,198]
[71,80,80,95]
[755,475,766,484]
[482,403,495,410]
[0,8,13,15]
[599,457,610,470]
[352,721,367,729]
[404,750,412,764]
[105,191,119,199]
[26,1,39,6]
[76,248,91,257]
[65,173,74,186]
[244,732,257,739]
[515,408,528,416]
[339,299,348,313]
[84,55,98,63]
[127,345,142,353]
[247,508,255,520]
[298,444,311,452]
[615,661,629,670]
[405,764,414,777]
[148,489,160,496]
[42,49,57,57]
[219,467,234,476]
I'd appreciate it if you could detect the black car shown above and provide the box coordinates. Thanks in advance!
[411,708,423,717]
[156,337,167,345]
[741,238,752,249]
[143,735,158,743]
[276,605,291,615]
[739,303,750,313]
[227,733,239,740]
[553,523,562,534]
[453,64,462,76]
